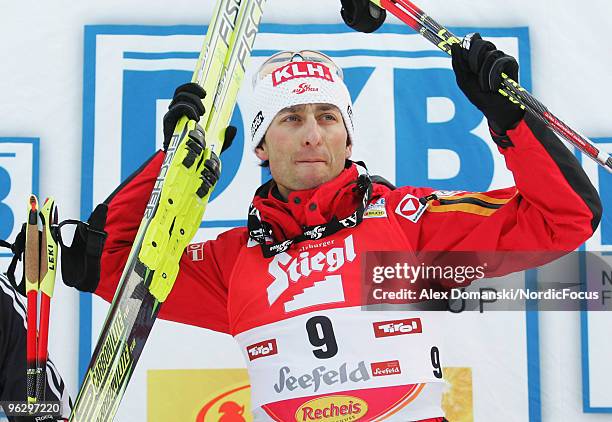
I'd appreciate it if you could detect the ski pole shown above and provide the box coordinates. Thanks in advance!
[36,197,59,402]
[24,195,40,404]
[367,0,612,173]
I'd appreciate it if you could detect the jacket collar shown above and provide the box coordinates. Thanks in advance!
[252,163,365,240]
[251,161,393,242]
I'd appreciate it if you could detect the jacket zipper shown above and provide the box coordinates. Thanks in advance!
[419,194,502,210]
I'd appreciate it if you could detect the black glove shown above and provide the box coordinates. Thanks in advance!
[340,0,386,33]
[451,33,525,134]
[162,82,236,153]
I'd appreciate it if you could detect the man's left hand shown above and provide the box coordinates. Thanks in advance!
[451,33,525,134]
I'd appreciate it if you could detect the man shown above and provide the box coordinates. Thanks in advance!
[74,37,600,421]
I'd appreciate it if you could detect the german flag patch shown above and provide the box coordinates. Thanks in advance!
[427,192,515,216]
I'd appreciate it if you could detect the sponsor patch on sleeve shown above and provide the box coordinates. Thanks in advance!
[186,242,205,261]
[395,194,428,223]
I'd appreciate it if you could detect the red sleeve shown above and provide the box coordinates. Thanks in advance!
[95,150,242,333]
[386,112,602,252]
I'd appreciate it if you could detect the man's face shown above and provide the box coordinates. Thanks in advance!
[255,103,352,199]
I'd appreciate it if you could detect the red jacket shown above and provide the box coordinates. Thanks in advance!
[94,113,600,421]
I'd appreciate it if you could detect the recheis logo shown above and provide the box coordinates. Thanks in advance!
[272,61,334,86]
[266,235,355,312]
[371,360,401,377]
[373,318,422,338]
[246,339,278,361]
[296,395,368,422]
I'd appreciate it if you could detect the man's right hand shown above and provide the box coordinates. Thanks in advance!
[163,82,236,153]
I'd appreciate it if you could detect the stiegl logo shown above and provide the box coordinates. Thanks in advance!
[246,339,278,361]
[296,395,368,422]
[267,235,355,306]
[373,318,422,338]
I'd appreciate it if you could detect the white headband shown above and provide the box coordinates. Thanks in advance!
[249,60,355,147]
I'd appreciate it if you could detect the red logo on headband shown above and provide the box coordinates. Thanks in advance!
[292,83,319,95]
[272,61,334,86]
